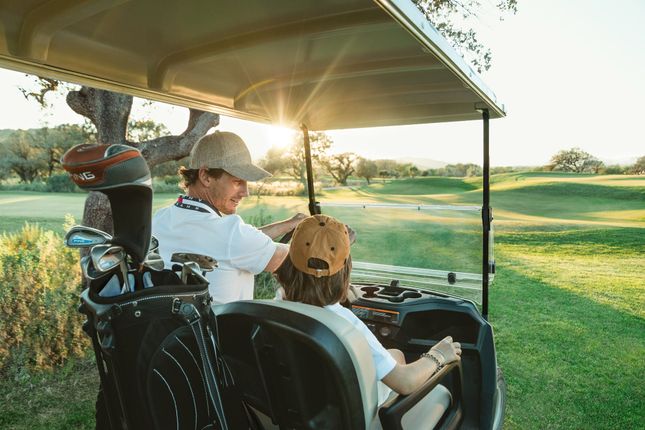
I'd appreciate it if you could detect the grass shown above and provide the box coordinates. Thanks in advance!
[0,356,98,429]
[0,172,643,429]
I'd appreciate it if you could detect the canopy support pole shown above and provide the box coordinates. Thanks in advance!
[301,124,320,215]
[480,108,491,320]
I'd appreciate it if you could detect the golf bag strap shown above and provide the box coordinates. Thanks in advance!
[88,328,124,430]
[179,303,229,430]
[204,306,260,430]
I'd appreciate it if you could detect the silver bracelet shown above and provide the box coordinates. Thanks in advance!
[421,352,443,369]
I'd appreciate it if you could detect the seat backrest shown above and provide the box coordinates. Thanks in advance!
[214,300,379,430]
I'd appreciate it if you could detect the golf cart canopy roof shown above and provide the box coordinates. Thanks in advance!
[0,0,505,130]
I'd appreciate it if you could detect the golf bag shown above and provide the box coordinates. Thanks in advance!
[61,144,250,429]
[80,271,232,430]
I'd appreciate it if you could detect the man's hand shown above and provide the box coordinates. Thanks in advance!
[346,224,357,245]
[289,212,307,229]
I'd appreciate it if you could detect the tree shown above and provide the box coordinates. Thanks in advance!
[20,80,219,234]
[259,146,291,175]
[37,124,90,178]
[630,156,645,175]
[0,130,47,182]
[413,0,518,73]
[127,119,170,143]
[355,158,378,184]
[322,152,358,186]
[548,148,603,173]
[284,131,332,191]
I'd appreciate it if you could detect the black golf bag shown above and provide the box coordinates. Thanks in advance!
[80,272,231,430]
[61,143,248,429]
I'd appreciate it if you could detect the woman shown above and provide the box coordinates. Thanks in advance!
[275,214,462,405]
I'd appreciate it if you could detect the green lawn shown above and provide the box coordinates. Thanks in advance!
[0,172,644,429]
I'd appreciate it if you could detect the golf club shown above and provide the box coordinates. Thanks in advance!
[90,244,131,292]
[141,251,165,271]
[149,235,159,254]
[181,261,210,284]
[65,225,112,248]
[171,252,218,273]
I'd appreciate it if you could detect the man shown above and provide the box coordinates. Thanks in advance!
[152,130,305,303]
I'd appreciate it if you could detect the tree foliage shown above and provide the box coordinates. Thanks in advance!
[548,148,604,173]
[413,0,518,72]
[260,131,332,192]
[321,152,359,186]
[0,125,91,182]
[630,156,645,175]
[425,163,481,177]
[0,130,44,183]
[355,158,379,184]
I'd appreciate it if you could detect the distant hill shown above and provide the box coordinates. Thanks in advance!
[394,157,447,169]
[600,156,638,166]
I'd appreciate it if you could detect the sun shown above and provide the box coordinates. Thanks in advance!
[265,125,295,149]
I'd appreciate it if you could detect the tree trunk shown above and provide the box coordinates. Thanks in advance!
[67,86,219,234]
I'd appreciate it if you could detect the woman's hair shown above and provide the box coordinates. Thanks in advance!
[178,167,225,191]
[276,255,352,307]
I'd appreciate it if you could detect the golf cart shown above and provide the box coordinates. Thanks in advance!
[0,0,505,429]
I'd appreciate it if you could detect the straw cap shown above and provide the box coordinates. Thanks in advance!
[290,215,350,277]
[188,131,271,181]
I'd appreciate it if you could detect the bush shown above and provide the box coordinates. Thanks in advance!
[46,173,79,193]
[152,176,182,193]
[0,220,88,376]
[248,180,305,196]
[0,180,48,192]
[254,271,279,299]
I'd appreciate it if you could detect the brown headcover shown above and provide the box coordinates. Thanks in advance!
[61,144,151,190]
[61,144,152,264]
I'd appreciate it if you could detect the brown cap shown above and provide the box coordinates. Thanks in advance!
[188,131,271,181]
[290,215,350,278]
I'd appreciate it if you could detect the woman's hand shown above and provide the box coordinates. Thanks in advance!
[428,336,462,366]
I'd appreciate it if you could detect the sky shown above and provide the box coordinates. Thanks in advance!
[0,0,643,167]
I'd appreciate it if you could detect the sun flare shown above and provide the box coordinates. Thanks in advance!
[265,125,295,149]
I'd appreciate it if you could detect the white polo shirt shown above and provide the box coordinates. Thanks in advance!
[325,302,397,405]
[152,195,276,303]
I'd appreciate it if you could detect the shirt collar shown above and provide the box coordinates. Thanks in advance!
[174,195,222,217]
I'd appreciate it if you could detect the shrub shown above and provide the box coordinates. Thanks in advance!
[46,173,79,193]
[0,180,48,192]
[152,176,182,193]
[254,271,279,299]
[0,220,88,376]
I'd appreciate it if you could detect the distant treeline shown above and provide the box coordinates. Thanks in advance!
[1,126,643,194]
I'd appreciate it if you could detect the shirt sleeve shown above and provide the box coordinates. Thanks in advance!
[358,320,398,380]
[227,216,277,275]
[332,305,397,381]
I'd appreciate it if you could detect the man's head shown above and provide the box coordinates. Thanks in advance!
[276,215,352,307]
[180,131,271,214]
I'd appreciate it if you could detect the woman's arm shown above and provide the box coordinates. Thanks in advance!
[382,336,461,395]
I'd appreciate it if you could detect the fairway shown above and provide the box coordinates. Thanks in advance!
[0,172,644,429]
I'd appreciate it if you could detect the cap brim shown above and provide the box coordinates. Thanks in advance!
[224,163,272,181]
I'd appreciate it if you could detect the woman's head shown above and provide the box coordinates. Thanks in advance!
[276,215,352,307]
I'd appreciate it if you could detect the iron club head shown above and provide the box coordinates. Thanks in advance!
[65,225,112,248]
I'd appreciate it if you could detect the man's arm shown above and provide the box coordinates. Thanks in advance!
[264,243,289,272]
[259,213,307,240]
